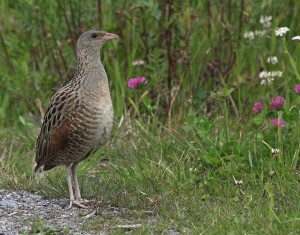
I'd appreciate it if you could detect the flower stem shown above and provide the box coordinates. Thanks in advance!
[282,38,300,81]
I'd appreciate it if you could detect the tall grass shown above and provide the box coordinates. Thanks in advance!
[1,0,299,126]
[1,0,300,234]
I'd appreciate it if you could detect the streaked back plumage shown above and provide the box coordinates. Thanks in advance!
[35,30,115,172]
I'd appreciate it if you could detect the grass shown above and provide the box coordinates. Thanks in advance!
[1,0,300,234]
[1,118,300,234]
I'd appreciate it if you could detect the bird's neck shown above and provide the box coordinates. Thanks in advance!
[74,49,109,92]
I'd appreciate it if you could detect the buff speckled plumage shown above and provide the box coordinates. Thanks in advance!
[35,30,118,209]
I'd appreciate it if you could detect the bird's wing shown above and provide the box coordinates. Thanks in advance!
[35,86,75,171]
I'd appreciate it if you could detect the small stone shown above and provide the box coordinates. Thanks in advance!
[0,199,18,209]
[41,201,49,206]
[21,197,34,203]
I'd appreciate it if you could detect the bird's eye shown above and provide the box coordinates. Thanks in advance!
[91,33,97,38]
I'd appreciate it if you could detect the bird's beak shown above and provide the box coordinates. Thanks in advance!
[102,32,119,41]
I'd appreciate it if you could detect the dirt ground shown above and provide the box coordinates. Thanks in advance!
[0,189,153,235]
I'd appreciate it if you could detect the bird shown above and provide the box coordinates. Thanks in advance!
[35,30,119,209]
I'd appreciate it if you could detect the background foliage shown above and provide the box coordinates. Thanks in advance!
[1,0,300,234]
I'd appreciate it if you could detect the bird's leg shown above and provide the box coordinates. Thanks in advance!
[66,164,87,209]
[66,165,75,209]
[71,162,89,204]
[71,162,82,200]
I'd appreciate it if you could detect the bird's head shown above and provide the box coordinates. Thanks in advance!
[76,30,119,52]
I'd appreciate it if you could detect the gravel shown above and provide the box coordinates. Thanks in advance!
[0,189,134,235]
[0,188,163,235]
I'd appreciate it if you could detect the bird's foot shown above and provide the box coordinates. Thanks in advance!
[77,198,90,203]
[66,199,89,209]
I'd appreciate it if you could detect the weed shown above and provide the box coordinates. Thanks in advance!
[0,0,300,234]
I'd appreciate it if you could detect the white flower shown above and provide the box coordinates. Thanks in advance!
[267,56,278,64]
[271,71,283,77]
[260,78,274,85]
[259,70,282,79]
[259,71,269,79]
[292,36,300,41]
[271,148,280,154]
[260,15,272,28]
[132,59,145,66]
[259,70,282,85]
[244,30,267,40]
[254,30,267,37]
[233,176,243,185]
[275,27,290,37]
[244,31,255,40]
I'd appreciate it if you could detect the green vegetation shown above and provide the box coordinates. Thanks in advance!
[1,0,300,234]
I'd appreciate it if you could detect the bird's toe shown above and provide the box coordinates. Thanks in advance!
[66,200,89,209]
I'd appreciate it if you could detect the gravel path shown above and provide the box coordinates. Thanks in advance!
[0,189,141,235]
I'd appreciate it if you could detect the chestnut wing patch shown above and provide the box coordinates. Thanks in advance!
[35,88,74,171]
[35,118,71,171]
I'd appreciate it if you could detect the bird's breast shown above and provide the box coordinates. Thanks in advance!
[78,87,113,146]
